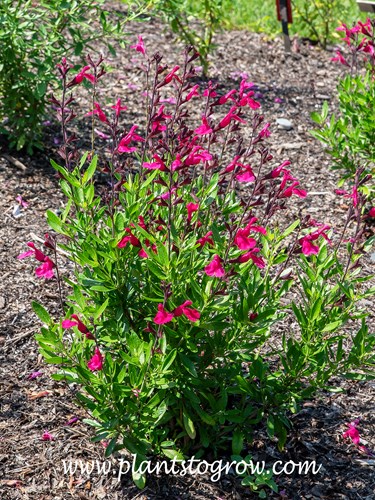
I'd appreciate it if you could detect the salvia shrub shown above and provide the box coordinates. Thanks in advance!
[312,17,375,200]
[20,40,375,492]
[0,0,138,153]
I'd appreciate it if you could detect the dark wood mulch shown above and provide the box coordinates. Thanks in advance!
[1,6,374,499]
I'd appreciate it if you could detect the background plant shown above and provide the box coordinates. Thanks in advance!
[311,18,375,199]
[0,0,144,153]
[21,43,375,494]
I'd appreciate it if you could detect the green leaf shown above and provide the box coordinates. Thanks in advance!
[322,320,343,332]
[46,209,63,233]
[179,353,198,378]
[232,428,244,455]
[32,301,51,324]
[82,155,98,184]
[183,410,196,439]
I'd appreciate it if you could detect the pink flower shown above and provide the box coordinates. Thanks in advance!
[17,242,55,279]
[194,116,213,135]
[187,202,199,222]
[197,231,214,248]
[143,154,167,171]
[41,431,55,441]
[16,195,29,208]
[185,84,200,101]
[236,165,255,183]
[153,304,174,325]
[95,128,110,140]
[65,417,79,426]
[117,228,141,248]
[86,102,108,123]
[111,98,127,117]
[28,371,43,380]
[173,301,200,322]
[87,347,104,371]
[71,65,96,85]
[259,123,271,138]
[299,224,331,256]
[368,207,375,217]
[118,125,144,153]
[218,106,246,129]
[331,50,350,67]
[281,181,307,198]
[151,105,172,133]
[234,218,267,252]
[343,421,360,445]
[130,35,146,56]
[237,249,265,268]
[204,254,225,277]
[62,314,94,339]
[35,258,55,279]
[161,65,181,85]
[216,89,237,105]
[234,230,257,251]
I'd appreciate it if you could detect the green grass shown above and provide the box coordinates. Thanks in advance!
[125,0,369,46]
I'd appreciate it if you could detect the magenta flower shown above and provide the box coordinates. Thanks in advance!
[185,84,200,101]
[299,224,331,256]
[151,105,172,133]
[87,347,104,371]
[143,154,167,171]
[130,35,146,55]
[16,195,29,208]
[160,65,181,85]
[194,116,213,135]
[216,89,237,105]
[204,254,225,277]
[187,202,199,223]
[62,314,94,339]
[65,417,79,426]
[197,231,214,248]
[117,228,141,248]
[237,249,265,269]
[331,50,350,67]
[281,181,307,199]
[41,431,55,441]
[28,371,43,380]
[71,65,96,85]
[153,304,174,325]
[343,421,360,445]
[218,106,246,129]
[17,242,55,279]
[111,98,127,117]
[259,123,271,138]
[236,165,255,183]
[86,102,108,123]
[234,230,257,251]
[173,301,200,322]
[368,207,375,218]
[118,125,144,153]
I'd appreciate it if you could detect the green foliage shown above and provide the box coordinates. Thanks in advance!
[0,0,138,153]
[291,0,361,48]
[152,0,225,73]
[311,76,375,188]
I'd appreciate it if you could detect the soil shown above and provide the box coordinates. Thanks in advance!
[1,7,374,500]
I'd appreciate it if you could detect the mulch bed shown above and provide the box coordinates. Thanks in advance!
[1,6,374,499]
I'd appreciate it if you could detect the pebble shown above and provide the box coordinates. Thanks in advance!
[276,118,293,130]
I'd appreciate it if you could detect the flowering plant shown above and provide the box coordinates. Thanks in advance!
[22,42,375,492]
[311,18,375,200]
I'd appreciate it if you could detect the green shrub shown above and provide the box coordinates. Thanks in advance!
[0,0,137,153]
[21,47,375,493]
